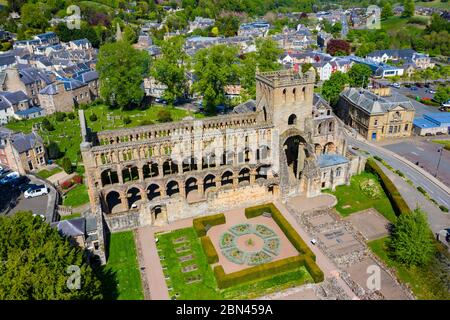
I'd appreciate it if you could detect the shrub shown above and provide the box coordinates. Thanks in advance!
[47,141,62,159]
[140,119,154,126]
[157,109,173,123]
[245,203,315,259]
[439,205,449,213]
[193,213,226,237]
[365,158,411,216]
[55,112,66,122]
[68,112,76,120]
[61,157,73,174]
[41,118,55,131]
[201,236,219,264]
[374,155,383,162]
[89,113,98,122]
[395,170,405,178]
[303,255,324,283]
[72,175,83,184]
[213,254,322,289]
[123,116,131,125]
[417,186,427,195]
[61,180,73,190]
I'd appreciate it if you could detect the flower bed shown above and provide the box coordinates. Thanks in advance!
[229,223,251,236]
[255,224,276,238]
[219,232,235,249]
[264,238,280,255]
[247,251,273,266]
[223,248,246,264]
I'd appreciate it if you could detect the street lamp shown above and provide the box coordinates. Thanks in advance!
[435,147,443,178]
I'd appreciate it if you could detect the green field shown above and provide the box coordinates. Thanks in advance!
[381,16,429,31]
[36,167,62,179]
[156,227,313,300]
[6,104,202,165]
[369,237,450,300]
[105,231,144,300]
[63,184,90,207]
[325,171,397,223]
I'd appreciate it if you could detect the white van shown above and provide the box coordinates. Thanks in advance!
[24,185,49,198]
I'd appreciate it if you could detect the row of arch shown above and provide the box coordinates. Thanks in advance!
[103,165,272,213]
[100,146,271,188]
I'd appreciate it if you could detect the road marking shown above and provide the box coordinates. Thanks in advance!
[411,152,418,156]
[417,147,424,151]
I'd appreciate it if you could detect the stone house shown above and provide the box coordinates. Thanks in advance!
[337,87,415,141]
[38,79,92,114]
[0,128,47,174]
[0,90,30,124]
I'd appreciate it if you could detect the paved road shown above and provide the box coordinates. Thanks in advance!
[346,134,450,209]
[386,87,439,119]
[382,139,450,187]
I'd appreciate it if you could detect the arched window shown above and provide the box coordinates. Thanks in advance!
[301,86,306,100]
[328,121,334,132]
[288,114,297,125]
[336,167,342,177]
[293,88,296,101]
[318,123,322,134]
[282,88,286,103]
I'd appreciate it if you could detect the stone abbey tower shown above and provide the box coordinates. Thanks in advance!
[79,69,365,259]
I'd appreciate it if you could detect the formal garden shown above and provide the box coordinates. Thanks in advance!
[156,204,324,300]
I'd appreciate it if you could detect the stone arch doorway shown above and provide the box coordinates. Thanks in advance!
[283,135,308,179]
[105,190,122,213]
[203,174,216,193]
[127,187,142,209]
[151,205,168,227]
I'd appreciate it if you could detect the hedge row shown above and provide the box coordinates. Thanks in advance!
[365,158,411,215]
[200,236,219,264]
[193,213,226,237]
[213,254,323,289]
[245,203,315,259]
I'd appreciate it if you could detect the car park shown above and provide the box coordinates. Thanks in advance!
[24,185,49,199]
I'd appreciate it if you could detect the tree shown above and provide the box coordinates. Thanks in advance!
[123,25,138,44]
[255,38,282,72]
[326,39,351,56]
[20,3,49,32]
[389,208,435,266]
[331,22,342,37]
[193,44,240,114]
[47,141,62,159]
[434,86,450,104]
[97,41,149,109]
[348,64,372,88]
[61,157,73,174]
[89,113,98,122]
[41,118,55,131]
[215,15,240,37]
[403,0,415,18]
[151,36,188,105]
[321,71,349,107]
[0,212,103,299]
[381,3,393,20]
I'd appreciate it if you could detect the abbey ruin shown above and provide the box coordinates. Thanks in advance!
[79,69,365,261]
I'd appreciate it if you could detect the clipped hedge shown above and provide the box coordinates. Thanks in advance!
[213,254,323,289]
[193,213,226,237]
[365,158,411,216]
[245,203,315,260]
[201,236,219,264]
[303,255,324,283]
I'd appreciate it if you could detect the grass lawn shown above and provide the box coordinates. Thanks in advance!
[415,0,449,9]
[60,212,81,220]
[105,231,144,300]
[63,184,90,207]
[325,171,397,223]
[36,167,62,179]
[6,104,202,165]
[369,237,450,300]
[433,140,450,151]
[156,227,313,300]
[381,16,429,31]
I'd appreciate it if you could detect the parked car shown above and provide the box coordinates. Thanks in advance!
[0,171,19,185]
[24,185,49,198]
[0,169,11,179]
[392,83,400,88]
[411,86,418,91]
[429,89,436,94]
[9,175,29,188]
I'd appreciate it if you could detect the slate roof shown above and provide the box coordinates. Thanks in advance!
[233,100,256,114]
[317,154,349,168]
[0,53,16,67]
[51,218,85,237]
[10,131,43,153]
[340,87,415,115]
[74,70,98,83]
[70,38,90,46]
[0,91,29,110]
[17,67,53,85]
